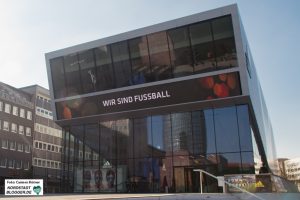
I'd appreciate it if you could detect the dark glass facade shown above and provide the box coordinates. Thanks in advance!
[50,15,237,99]
[60,105,254,193]
[46,5,277,194]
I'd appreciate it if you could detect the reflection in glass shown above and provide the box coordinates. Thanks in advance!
[171,112,193,156]
[214,107,240,153]
[74,161,83,192]
[78,50,97,93]
[50,57,66,98]
[212,16,237,68]
[118,159,134,192]
[64,53,82,95]
[100,121,116,159]
[115,119,133,159]
[69,134,75,163]
[51,16,240,100]
[153,156,173,192]
[241,152,255,174]
[192,110,216,155]
[190,21,216,73]
[134,158,153,192]
[128,37,152,84]
[152,115,172,157]
[71,127,84,162]
[237,105,253,151]
[147,31,172,81]
[168,27,193,77]
[60,104,259,193]
[133,117,152,158]
[111,41,132,87]
[218,153,242,174]
[85,124,100,167]
[95,46,115,90]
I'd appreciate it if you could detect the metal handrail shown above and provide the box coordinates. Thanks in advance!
[193,169,266,200]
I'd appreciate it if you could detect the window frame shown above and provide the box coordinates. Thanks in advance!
[11,123,17,133]
[3,121,9,131]
[20,108,25,118]
[19,125,24,135]
[25,127,32,136]
[4,103,11,114]
[27,111,32,120]
[0,158,7,168]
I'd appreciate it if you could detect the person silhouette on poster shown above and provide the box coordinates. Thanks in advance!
[95,170,103,189]
[106,169,115,188]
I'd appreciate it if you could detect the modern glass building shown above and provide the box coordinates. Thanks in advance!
[45,4,277,193]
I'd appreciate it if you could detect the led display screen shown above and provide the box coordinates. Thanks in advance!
[56,72,241,120]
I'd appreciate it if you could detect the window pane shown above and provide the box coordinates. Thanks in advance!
[95,46,115,91]
[85,124,100,162]
[147,31,172,81]
[168,27,193,77]
[116,119,133,159]
[100,121,116,159]
[27,111,32,120]
[4,104,11,114]
[237,105,253,151]
[128,37,152,84]
[99,159,117,192]
[241,152,255,174]
[133,158,153,192]
[189,21,216,73]
[171,112,193,156]
[111,41,132,87]
[151,115,172,157]
[74,161,83,192]
[20,109,25,118]
[218,153,242,174]
[83,160,99,192]
[78,50,97,93]
[50,57,66,98]
[12,106,18,116]
[212,16,237,69]
[64,53,82,95]
[133,117,152,158]
[192,109,216,155]
[70,126,84,162]
[214,107,240,153]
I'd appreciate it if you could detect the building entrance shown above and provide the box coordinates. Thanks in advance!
[174,166,219,193]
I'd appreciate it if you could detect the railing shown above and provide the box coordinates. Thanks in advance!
[193,169,266,200]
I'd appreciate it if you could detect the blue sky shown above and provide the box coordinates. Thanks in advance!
[0,0,299,158]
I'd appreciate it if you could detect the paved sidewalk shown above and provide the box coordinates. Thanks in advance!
[0,193,299,200]
[0,193,238,200]
[0,193,239,200]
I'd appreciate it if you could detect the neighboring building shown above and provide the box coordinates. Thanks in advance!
[276,158,289,178]
[20,85,63,193]
[0,82,34,192]
[45,4,277,193]
[282,158,300,191]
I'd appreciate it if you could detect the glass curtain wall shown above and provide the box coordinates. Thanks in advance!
[60,105,256,193]
[50,15,237,99]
